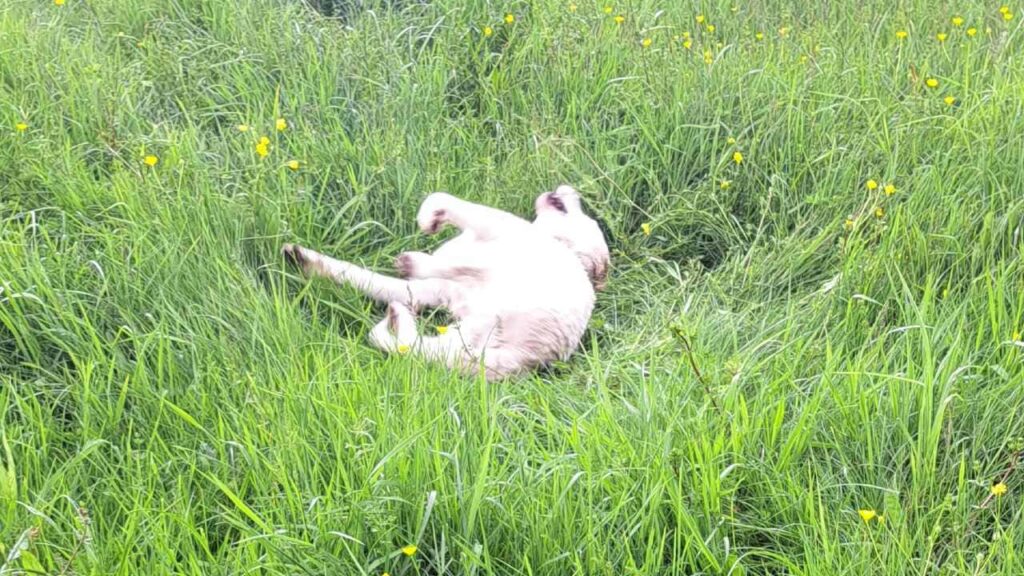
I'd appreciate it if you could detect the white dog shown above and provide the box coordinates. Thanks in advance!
[282,185,609,380]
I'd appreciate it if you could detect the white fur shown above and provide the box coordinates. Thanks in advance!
[282,185,610,380]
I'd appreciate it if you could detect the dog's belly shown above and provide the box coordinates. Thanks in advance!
[436,232,595,364]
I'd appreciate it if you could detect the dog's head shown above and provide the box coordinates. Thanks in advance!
[534,184,611,290]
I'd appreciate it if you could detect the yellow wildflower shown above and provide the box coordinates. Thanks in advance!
[727,137,736,145]
[143,155,158,167]
[614,15,625,24]
[896,30,908,39]
[755,32,764,40]
[286,160,300,171]
[874,207,885,218]
[696,15,705,24]
[256,137,270,158]
[967,27,977,36]
[483,26,493,37]
[237,124,250,132]
[952,16,964,26]
[944,95,956,106]
[1013,330,1021,342]
[877,515,885,524]
[1000,5,1010,14]
[732,151,743,164]
[15,122,28,132]
[504,13,515,24]
[436,325,449,335]
[844,217,855,231]
[704,49,713,64]
[569,3,577,12]
[991,482,1008,497]
[683,39,692,49]
[276,118,287,132]
[397,345,411,355]
[858,509,877,523]
[926,78,939,88]
[866,179,879,190]
[401,545,418,556]
[884,184,896,196]
[642,38,652,48]
[641,222,651,236]
[936,32,948,42]
[706,24,716,33]
[719,180,731,190]
[603,5,612,14]
[54,0,65,5]
[1003,11,1014,21]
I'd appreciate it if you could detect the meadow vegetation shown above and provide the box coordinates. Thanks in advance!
[1,0,1023,573]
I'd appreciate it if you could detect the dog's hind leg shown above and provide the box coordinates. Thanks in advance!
[282,243,459,309]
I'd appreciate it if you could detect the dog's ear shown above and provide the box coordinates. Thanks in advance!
[587,250,610,291]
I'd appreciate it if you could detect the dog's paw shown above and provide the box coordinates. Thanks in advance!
[417,192,452,235]
[281,243,307,269]
[394,251,431,279]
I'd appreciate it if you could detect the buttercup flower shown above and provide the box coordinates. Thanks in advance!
[603,5,613,14]
[397,345,411,355]
[15,122,28,132]
[896,30,908,39]
[858,509,877,523]
[696,15,705,24]
[54,0,65,5]
[614,15,625,24]
[844,217,855,231]
[143,155,158,166]
[732,151,743,164]
[504,13,515,24]
[866,179,878,190]
[436,325,449,335]
[967,27,977,36]
[755,32,765,40]
[720,180,731,189]
[276,118,287,132]
[936,32,948,42]
[642,38,652,47]
[704,49,713,64]
[884,184,896,196]
[256,136,270,158]
[401,545,418,556]
[926,78,939,88]
[991,482,1008,497]
[874,207,885,218]
[1013,330,1021,342]
[483,26,493,37]
[286,160,300,171]
[727,137,736,145]
[1003,11,1014,21]
[706,24,716,33]
[944,95,956,105]
[237,124,250,132]
[952,16,964,26]
[683,39,693,49]
[1000,5,1010,14]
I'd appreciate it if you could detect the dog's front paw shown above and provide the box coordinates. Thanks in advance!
[395,251,431,279]
[417,192,453,235]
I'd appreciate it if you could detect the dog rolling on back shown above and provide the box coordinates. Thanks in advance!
[282,185,609,380]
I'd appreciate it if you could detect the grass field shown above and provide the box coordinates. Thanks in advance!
[2,0,1024,573]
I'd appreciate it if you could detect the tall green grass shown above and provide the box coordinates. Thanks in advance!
[1,0,1022,573]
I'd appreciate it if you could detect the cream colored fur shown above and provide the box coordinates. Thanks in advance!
[282,185,610,380]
